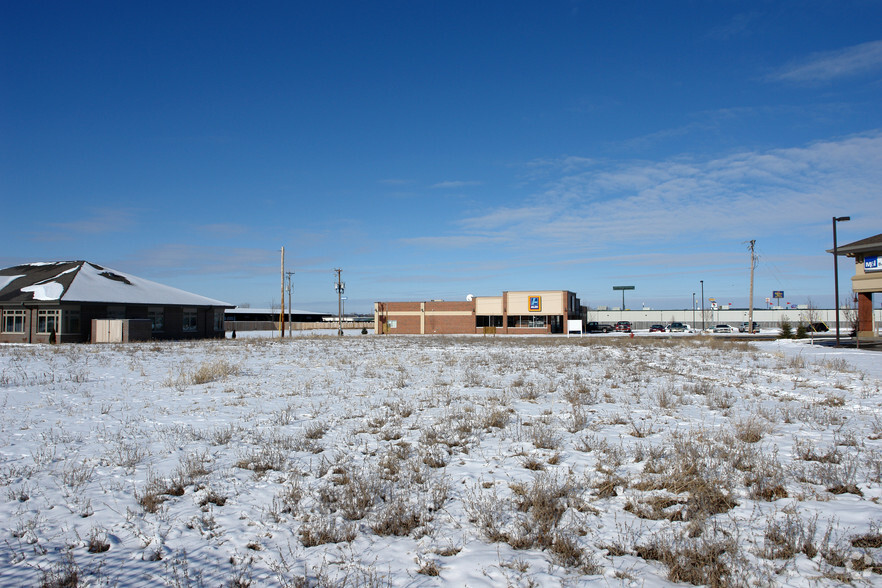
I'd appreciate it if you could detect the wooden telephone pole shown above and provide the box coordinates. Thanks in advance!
[334,269,344,336]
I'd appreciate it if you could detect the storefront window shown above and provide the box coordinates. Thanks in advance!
[507,315,547,328]
[476,315,503,327]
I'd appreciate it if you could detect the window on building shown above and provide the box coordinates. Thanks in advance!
[213,310,224,331]
[63,310,80,334]
[388,320,397,329]
[148,307,165,332]
[2,310,26,333]
[507,315,547,328]
[183,308,198,332]
[37,309,60,333]
[476,315,503,327]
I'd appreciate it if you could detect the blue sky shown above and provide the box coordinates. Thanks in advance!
[2,1,881,313]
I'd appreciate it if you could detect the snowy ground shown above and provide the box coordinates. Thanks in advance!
[1,334,881,587]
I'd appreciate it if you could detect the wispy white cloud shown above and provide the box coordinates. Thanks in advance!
[615,121,718,152]
[197,223,250,236]
[404,132,882,256]
[525,156,596,174]
[126,244,285,277]
[705,12,759,41]
[430,180,483,189]
[399,234,507,249]
[770,40,882,83]
[47,208,137,236]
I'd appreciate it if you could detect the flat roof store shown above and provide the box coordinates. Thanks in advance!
[374,291,581,335]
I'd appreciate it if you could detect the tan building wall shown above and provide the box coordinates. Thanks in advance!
[503,291,567,315]
[851,254,882,340]
[852,256,882,293]
[375,290,580,335]
[475,296,502,315]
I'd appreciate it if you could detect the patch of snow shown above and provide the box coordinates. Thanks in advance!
[0,274,23,291]
[64,262,231,306]
[1,336,880,586]
[21,281,65,300]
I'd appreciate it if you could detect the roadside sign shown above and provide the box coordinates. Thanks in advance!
[773,290,784,299]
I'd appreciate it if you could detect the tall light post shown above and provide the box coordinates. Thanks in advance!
[280,246,285,338]
[700,280,705,332]
[692,292,696,329]
[286,270,294,337]
[833,216,851,347]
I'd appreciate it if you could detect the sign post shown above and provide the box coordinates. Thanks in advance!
[772,291,784,308]
[612,286,635,313]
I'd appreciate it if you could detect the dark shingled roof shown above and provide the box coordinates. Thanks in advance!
[827,233,882,256]
[0,261,231,306]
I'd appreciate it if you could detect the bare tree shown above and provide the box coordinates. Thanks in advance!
[841,292,859,335]
[800,298,821,329]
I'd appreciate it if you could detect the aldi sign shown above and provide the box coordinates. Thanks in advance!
[866,255,880,272]
[529,296,542,312]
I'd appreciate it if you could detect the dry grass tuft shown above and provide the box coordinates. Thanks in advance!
[636,529,741,588]
[299,516,357,546]
[732,416,769,443]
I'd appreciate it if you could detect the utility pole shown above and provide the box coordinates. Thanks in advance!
[748,240,756,334]
[280,246,285,338]
[286,270,294,337]
[334,268,344,336]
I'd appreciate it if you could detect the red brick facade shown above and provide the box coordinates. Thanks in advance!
[375,291,582,335]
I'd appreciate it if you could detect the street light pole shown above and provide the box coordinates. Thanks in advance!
[286,270,294,337]
[833,216,851,347]
[700,280,705,332]
[692,292,695,329]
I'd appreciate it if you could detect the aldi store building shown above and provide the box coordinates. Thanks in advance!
[374,290,581,335]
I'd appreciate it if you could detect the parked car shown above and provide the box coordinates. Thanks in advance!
[738,322,761,333]
[615,321,632,333]
[807,322,829,333]
[586,321,614,333]
[713,324,733,333]
[649,324,666,332]
[667,322,687,332]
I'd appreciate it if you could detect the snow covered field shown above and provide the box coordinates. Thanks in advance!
[1,335,881,587]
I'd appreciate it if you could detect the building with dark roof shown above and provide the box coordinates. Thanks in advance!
[0,261,232,343]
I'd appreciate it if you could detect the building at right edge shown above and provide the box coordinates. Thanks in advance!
[374,290,582,335]
[832,233,882,341]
